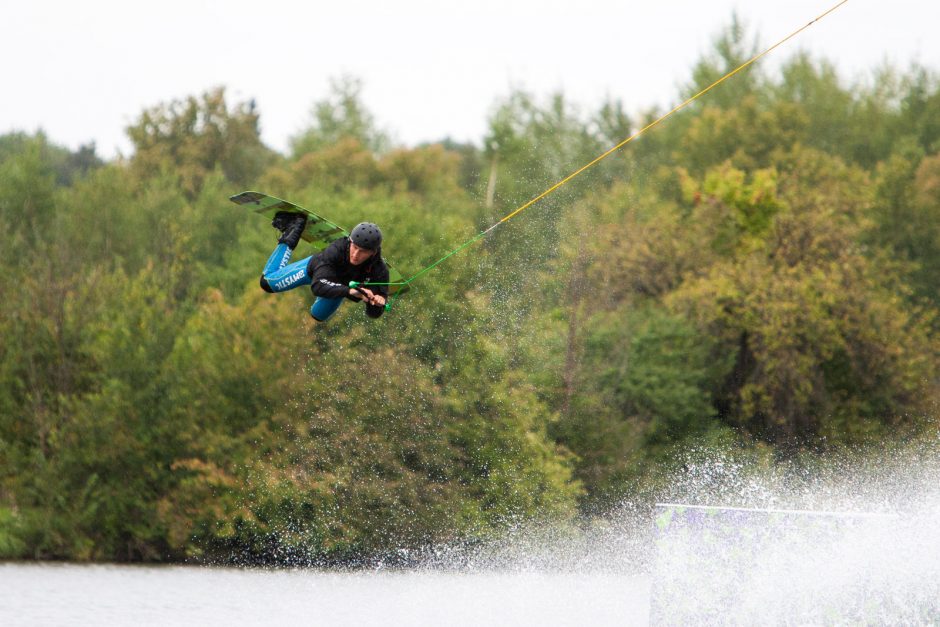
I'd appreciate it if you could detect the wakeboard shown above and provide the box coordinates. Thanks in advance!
[230,190,410,296]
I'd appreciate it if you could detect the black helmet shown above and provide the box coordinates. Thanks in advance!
[350,222,382,250]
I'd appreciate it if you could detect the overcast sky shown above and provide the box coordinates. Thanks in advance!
[3,0,937,159]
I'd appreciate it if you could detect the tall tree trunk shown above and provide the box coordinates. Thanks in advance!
[562,242,588,418]
[485,154,498,210]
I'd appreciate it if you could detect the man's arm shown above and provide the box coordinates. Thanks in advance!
[310,240,355,299]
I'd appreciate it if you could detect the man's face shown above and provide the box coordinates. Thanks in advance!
[349,242,375,266]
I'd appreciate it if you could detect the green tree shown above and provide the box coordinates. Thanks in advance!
[155,285,579,562]
[0,135,58,257]
[547,304,726,508]
[869,146,940,309]
[683,14,762,111]
[0,132,102,186]
[290,76,390,157]
[669,148,938,447]
[127,87,274,195]
[897,66,940,155]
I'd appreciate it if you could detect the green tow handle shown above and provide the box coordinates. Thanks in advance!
[349,281,392,312]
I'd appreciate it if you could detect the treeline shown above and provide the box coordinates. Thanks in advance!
[1,25,939,562]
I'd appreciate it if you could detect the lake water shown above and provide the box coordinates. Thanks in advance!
[0,563,651,626]
[6,449,940,625]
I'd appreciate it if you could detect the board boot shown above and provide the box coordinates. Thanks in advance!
[272,211,307,249]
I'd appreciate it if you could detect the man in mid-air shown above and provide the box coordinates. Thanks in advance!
[259,213,389,322]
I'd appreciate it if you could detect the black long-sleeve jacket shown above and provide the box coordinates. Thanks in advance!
[307,237,390,318]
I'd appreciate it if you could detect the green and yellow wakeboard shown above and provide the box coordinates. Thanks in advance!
[230,190,410,296]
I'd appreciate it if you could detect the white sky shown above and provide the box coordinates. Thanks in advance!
[3,0,937,159]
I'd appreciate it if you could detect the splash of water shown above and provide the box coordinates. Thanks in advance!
[413,437,940,624]
[645,440,940,623]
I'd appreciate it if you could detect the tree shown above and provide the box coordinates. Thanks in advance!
[547,304,726,508]
[0,132,102,186]
[668,148,938,447]
[290,76,390,157]
[869,149,940,309]
[126,87,274,195]
[897,66,940,155]
[0,134,58,257]
[683,14,762,111]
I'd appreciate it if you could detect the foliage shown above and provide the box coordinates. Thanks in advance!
[126,87,275,196]
[1,24,939,561]
[290,76,391,157]
[668,148,936,447]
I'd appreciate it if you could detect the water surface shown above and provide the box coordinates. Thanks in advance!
[1,563,650,626]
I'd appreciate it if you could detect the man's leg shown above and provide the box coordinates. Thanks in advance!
[261,212,309,293]
[260,243,292,288]
[260,246,313,293]
[260,211,309,292]
[310,296,344,322]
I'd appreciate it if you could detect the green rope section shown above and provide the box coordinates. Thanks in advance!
[352,226,494,310]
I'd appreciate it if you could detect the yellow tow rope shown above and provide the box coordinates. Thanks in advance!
[366,0,852,304]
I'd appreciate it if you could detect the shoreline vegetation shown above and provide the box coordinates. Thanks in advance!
[1,24,938,563]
